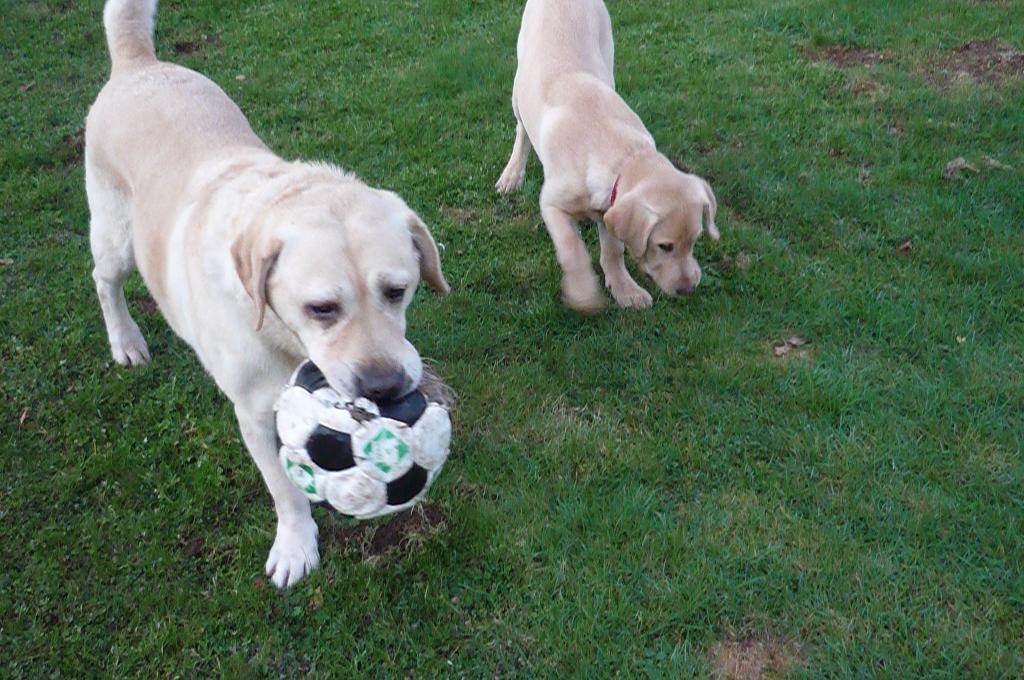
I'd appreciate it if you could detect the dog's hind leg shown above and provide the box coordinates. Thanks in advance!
[87,159,151,366]
[496,117,533,194]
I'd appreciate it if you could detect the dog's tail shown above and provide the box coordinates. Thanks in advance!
[103,0,158,72]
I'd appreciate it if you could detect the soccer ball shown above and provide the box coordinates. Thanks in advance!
[274,361,451,519]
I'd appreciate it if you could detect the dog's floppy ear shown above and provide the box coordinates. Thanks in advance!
[408,215,450,294]
[231,228,283,331]
[700,178,720,241]
[604,193,658,259]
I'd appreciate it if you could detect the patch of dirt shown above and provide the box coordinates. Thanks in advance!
[846,77,887,97]
[720,251,751,272]
[321,504,448,563]
[55,128,84,168]
[131,293,159,315]
[927,39,1024,88]
[808,45,884,68]
[443,206,478,224]
[173,33,221,55]
[709,633,802,680]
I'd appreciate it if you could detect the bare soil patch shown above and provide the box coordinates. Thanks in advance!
[927,39,1024,88]
[321,503,448,563]
[173,33,221,56]
[131,293,159,315]
[53,128,84,168]
[709,633,802,680]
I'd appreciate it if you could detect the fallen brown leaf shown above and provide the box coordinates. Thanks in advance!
[735,251,751,271]
[943,157,979,180]
[886,124,904,137]
[773,336,810,358]
[897,239,912,255]
[20,81,35,92]
[17,407,30,430]
[0,258,13,266]
[981,155,1012,170]
[181,537,205,558]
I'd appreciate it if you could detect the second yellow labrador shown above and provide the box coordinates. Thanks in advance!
[496,0,720,313]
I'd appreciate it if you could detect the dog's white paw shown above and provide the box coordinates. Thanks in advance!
[495,168,524,193]
[265,520,319,589]
[110,326,151,367]
[563,271,605,315]
[608,279,653,309]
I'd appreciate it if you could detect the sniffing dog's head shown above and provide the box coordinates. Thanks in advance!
[604,166,719,296]
[231,171,448,400]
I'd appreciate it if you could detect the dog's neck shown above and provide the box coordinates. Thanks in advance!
[603,147,661,210]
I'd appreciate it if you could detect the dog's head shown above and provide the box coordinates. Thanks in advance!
[231,170,448,400]
[604,165,719,296]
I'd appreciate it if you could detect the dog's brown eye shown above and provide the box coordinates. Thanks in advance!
[658,243,674,253]
[305,302,341,322]
[383,286,407,303]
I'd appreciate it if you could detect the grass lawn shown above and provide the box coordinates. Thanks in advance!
[2,0,1022,676]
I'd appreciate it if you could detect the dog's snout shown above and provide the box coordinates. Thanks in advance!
[356,364,407,401]
[675,283,697,296]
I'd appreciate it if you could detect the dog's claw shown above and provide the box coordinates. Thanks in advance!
[495,172,524,193]
[265,520,319,588]
[608,279,653,309]
[110,326,151,366]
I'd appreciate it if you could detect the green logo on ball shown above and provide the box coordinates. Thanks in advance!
[286,458,317,495]
[363,428,410,474]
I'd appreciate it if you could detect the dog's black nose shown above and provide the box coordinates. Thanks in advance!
[675,283,696,296]
[356,365,407,401]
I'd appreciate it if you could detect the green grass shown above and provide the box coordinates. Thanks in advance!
[2,0,1023,676]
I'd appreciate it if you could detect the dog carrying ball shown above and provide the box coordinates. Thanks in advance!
[274,361,451,519]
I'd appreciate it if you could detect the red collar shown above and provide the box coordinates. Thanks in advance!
[609,176,621,208]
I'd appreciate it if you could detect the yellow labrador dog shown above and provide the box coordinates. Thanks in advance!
[87,0,449,587]
[496,0,720,313]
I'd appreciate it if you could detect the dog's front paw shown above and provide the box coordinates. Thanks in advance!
[495,168,525,193]
[563,271,605,315]
[608,278,653,309]
[266,519,319,588]
[110,325,151,367]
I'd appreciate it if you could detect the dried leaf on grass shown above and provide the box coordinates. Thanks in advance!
[981,155,1012,170]
[943,157,980,180]
[773,336,809,357]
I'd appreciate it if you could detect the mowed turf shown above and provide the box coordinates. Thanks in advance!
[1,0,1022,676]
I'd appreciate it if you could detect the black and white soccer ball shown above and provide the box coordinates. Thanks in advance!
[274,361,451,519]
